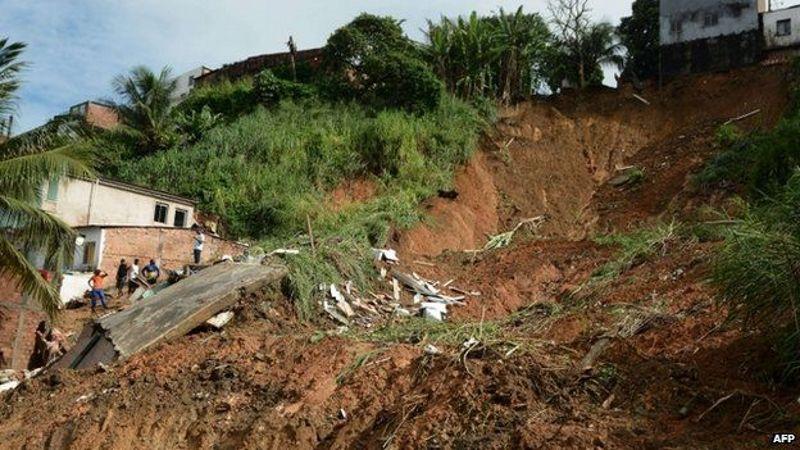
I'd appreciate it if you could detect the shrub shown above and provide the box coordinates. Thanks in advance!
[362,51,443,112]
[712,192,800,381]
[253,70,316,106]
[176,78,257,120]
[174,105,222,144]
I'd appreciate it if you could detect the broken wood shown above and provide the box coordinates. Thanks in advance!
[580,337,611,372]
[391,270,439,297]
[306,214,316,255]
[632,94,650,106]
[724,109,761,126]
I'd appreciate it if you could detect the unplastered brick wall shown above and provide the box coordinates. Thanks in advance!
[84,103,119,130]
[100,227,247,274]
[0,273,45,370]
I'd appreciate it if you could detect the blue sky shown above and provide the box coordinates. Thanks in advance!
[1,0,632,133]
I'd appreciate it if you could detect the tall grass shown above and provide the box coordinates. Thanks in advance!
[111,95,489,319]
[712,172,800,381]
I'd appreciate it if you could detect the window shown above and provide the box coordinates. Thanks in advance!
[778,19,792,37]
[174,209,187,228]
[46,176,59,201]
[82,241,96,266]
[671,20,682,34]
[154,203,169,224]
[704,13,719,28]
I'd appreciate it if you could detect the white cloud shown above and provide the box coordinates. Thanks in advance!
[1,0,632,132]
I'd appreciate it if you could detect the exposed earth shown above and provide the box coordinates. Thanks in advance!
[2,65,799,449]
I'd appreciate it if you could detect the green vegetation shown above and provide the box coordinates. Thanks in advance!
[0,38,94,317]
[174,78,256,121]
[589,221,681,288]
[712,173,800,381]
[112,66,178,154]
[617,0,659,82]
[424,8,550,102]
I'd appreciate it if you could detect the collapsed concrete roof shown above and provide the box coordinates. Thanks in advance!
[54,262,287,370]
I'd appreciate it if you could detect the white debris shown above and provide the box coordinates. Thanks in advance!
[392,279,401,302]
[424,344,441,355]
[379,267,388,279]
[75,392,95,403]
[330,284,355,317]
[339,408,348,420]
[462,337,480,349]
[0,369,17,384]
[0,380,19,393]
[323,301,350,325]
[421,302,447,322]
[24,368,43,380]
[372,248,400,264]
[268,248,300,256]
[413,293,423,305]
[206,311,235,329]
[394,307,412,317]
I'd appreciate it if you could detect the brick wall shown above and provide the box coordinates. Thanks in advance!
[0,274,46,370]
[84,103,119,130]
[100,227,247,274]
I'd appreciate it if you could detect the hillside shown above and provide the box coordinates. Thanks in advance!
[1,64,797,449]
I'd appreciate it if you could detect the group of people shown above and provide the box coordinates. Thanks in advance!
[87,259,161,312]
[85,227,206,313]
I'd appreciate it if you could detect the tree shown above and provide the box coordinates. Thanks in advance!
[0,38,26,116]
[112,66,177,153]
[547,0,623,89]
[423,8,551,102]
[0,40,94,317]
[618,0,660,81]
[324,13,442,111]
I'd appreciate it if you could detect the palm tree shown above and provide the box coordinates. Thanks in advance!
[0,39,94,317]
[112,66,177,153]
[0,38,26,115]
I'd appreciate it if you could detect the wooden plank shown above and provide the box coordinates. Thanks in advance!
[98,262,286,360]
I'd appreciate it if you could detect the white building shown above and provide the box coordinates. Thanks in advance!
[41,177,196,229]
[763,5,800,49]
[660,0,760,46]
[170,66,212,106]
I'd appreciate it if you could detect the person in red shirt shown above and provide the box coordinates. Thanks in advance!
[88,270,109,312]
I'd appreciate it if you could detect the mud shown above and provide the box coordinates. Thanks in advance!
[1,65,797,449]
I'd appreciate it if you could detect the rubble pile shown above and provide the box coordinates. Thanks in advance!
[321,248,481,327]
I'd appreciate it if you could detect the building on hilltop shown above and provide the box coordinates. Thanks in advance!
[659,0,762,78]
[195,47,324,86]
[170,66,213,106]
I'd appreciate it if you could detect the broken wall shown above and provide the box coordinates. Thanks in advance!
[0,274,46,371]
[660,0,759,46]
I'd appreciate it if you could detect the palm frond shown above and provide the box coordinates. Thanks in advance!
[0,37,26,115]
[0,141,95,201]
[0,237,61,318]
[0,194,77,269]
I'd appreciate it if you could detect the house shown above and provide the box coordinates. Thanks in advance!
[0,177,246,371]
[62,101,119,130]
[195,47,324,86]
[763,4,800,50]
[659,0,762,77]
[170,66,213,106]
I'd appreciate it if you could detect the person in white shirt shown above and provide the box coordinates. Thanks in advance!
[193,225,205,264]
[127,259,140,294]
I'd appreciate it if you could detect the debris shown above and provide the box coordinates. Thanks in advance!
[580,337,611,372]
[724,109,761,126]
[268,248,300,256]
[206,311,235,330]
[413,260,436,267]
[0,370,17,383]
[0,380,19,393]
[462,337,480,349]
[324,301,350,326]
[394,307,412,317]
[339,408,348,420]
[482,216,546,251]
[75,393,95,403]
[392,278,401,301]
[24,368,43,380]
[632,93,650,105]
[372,248,400,264]
[424,344,441,355]
[449,286,481,297]
[602,394,616,409]
[330,284,355,317]
[392,271,439,297]
[97,362,110,373]
[421,302,447,322]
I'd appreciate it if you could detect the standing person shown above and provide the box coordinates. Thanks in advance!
[127,258,141,294]
[142,259,160,286]
[192,225,205,264]
[88,269,108,312]
[115,259,128,298]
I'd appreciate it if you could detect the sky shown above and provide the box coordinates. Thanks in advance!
[1,1,633,133]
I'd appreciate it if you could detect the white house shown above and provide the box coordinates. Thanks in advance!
[763,5,800,49]
[170,66,212,106]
